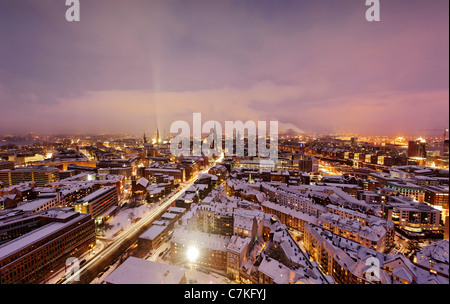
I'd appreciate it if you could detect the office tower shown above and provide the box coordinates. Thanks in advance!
[408,138,427,158]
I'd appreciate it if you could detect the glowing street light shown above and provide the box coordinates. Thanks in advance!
[186,246,199,263]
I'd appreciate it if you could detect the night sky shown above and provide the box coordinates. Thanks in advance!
[0,0,448,136]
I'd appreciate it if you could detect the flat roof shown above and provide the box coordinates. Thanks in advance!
[146,168,182,173]
[0,212,89,260]
[171,228,230,252]
[139,225,167,241]
[167,206,186,214]
[104,257,186,284]
[161,212,177,219]
[14,197,56,212]
[74,186,116,204]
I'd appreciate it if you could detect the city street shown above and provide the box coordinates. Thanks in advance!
[44,238,107,284]
[61,154,224,284]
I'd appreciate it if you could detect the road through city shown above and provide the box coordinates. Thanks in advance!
[61,154,223,284]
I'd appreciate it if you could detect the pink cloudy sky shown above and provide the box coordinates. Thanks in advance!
[0,0,448,136]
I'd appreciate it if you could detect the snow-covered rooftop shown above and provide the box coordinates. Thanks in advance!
[171,228,230,252]
[104,257,186,284]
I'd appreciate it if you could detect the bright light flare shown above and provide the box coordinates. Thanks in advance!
[186,246,199,263]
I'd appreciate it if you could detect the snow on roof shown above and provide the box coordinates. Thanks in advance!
[74,186,116,204]
[161,212,177,220]
[179,192,197,201]
[197,173,218,180]
[326,204,368,219]
[318,212,387,242]
[14,197,57,213]
[0,194,18,201]
[137,177,149,188]
[227,235,250,254]
[416,240,449,275]
[171,228,230,252]
[201,196,213,204]
[139,224,167,241]
[59,183,93,197]
[104,257,186,284]
[167,206,186,214]
[258,254,325,284]
[257,256,291,284]
[152,219,171,226]
[187,184,208,192]
[146,167,182,173]
[321,175,345,182]
[261,200,317,224]
[147,186,165,195]
[393,267,414,282]
[233,214,255,231]
[0,212,89,260]
[388,180,423,189]
[308,224,449,284]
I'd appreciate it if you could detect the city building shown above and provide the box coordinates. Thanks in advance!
[226,235,250,280]
[408,138,427,158]
[0,181,36,203]
[73,186,118,225]
[0,206,93,245]
[259,182,326,217]
[104,256,186,284]
[0,161,15,171]
[415,240,449,278]
[145,166,185,184]
[424,185,449,220]
[257,253,327,284]
[137,224,170,253]
[0,166,61,187]
[0,208,96,284]
[261,200,318,233]
[382,196,441,233]
[46,172,124,196]
[14,195,61,214]
[298,154,319,173]
[171,228,230,270]
[317,212,392,252]
[386,181,425,202]
[303,224,448,284]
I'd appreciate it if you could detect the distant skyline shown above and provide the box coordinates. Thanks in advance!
[0,0,448,136]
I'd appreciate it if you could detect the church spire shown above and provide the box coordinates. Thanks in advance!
[143,132,147,144]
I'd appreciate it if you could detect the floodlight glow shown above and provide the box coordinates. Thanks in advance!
[186,246,199,263]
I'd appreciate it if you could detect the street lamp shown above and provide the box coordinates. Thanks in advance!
[187,246,199,263]
[186,246,200,284]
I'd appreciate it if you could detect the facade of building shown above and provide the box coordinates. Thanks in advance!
[298,154,319,173]
[0,209,96,284]
[260,183,325,217]
[303,224,448,284]
[0,161,15,171]
[317,212,391,252]
[386,181,425,202]
[14,195,61,214]
[0,167,61,187]
[170,228,230,270]
[424,185,449,220]
[138,224,169,253]
[145,167,185,184]
[73,186,118,224]
[382,197,441,233]
[226,235,250,280]
[408,139,427,158]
